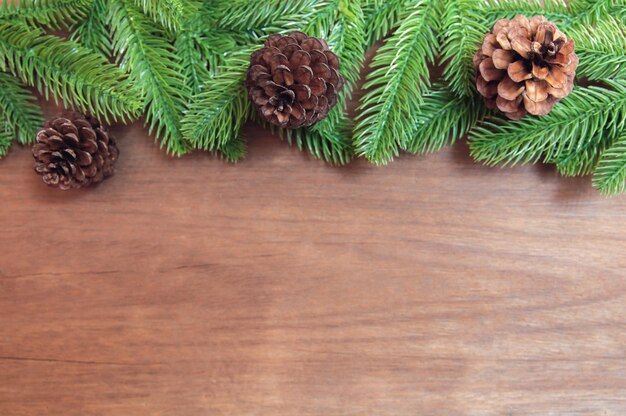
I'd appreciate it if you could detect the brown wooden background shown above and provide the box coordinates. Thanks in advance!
[1,82,626,415]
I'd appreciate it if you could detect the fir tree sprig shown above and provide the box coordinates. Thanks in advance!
[181,49,251,158]
[108,0,190,155]
[362,0,407,47]
[0,127,12,157]
[469,80,626,167]
[0,71,43,146]
[354,0,441,165]
[133,0,202,32]
[0,0,93,29]
[440,0,489,97]
[0,20,141,123]
[70,0,112,56]
[569,16,626,80]
[593,132,626,195]
[402,85,487,155]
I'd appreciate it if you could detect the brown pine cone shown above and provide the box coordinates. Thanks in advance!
[474,15,578,120]
[246,31,345,129]
[33,112,119,190]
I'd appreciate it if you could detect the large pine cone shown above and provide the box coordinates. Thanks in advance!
[246,31,345,129]
[474,15,578,120]
[33,112,119,190]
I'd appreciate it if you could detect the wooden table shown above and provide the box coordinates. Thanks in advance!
[1,98,625,415]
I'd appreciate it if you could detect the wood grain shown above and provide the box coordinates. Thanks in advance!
[1,89,626,415]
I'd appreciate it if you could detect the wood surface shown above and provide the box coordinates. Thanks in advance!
[1,87,626,415]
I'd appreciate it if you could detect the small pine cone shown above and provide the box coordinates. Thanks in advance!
[33,112,119,190]
[474,15,578,120]
[246,31,345,129]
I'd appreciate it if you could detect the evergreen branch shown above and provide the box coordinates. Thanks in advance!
[181,50,251,154]
[175,27,213,95]
[109,0,190,155]
[70,0,112,56]
[440,0,490,97]
[217,0,321,34]
[132,0,202,32]
[304,0,366,164]
[277,125,352,165]
[570,0,626,25]
[0,0,92,29]
[482,0,572,27]
[362,0,407,47]
[593,132,626,195]
[402,84,487,154]
[570,16,626,80]
[469,80,626,167]
[218,134,247,163]
[555,127,617,176]
[0,71,43,145]
[354,0,441,165]
[0,20,141,124]
[0,126,11,157]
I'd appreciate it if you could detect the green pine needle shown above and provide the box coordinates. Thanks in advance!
[0,0,93,29]
[362,0,407,47]
[276,125,352,166]
[132,0,202,32]
[469,80,626,168]
[354,0,441,165]
[402,85,487,154]
[109,0,190,156]
[483,0,572,26]
[570,0,626,25]
[0,71,43,146]
[440,0,490,97]
[70,0,112,56]
[593,132,626,195]
[570,16,626,80]
[0,20,141,124]
[0,126,11,157]
[181,50,251,154]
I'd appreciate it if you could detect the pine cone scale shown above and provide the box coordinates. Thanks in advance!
[33,112,118,190]
[475,15,577,119]
[246,31,344,129]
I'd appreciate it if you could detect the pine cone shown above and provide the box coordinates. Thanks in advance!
[474,15,578,120]
[246,31,345,129]
[33,112,119,190]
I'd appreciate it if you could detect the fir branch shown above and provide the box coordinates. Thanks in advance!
[570,16,626,81]
[0,0,92,29]
[217,0,321,35]
[70,0,112,56]
[354,0,441,165]
[0,126,11,157]
[0,71,43,145]
[593,132,626,195]
[109,0,190,155]
[133,0,202,32]
[362,0,407,47]
[440,0,490,97]
[277,126,352,165]
[482,0,572,27]
[469,80,626,167]
[218,135,247,163]
[304,0,366,164]
[402,85,487,154]
[181,50,251,154]
[175,27,213,95]
[570,0,626,25]
[0,20,141,124]
[555,127,617,176]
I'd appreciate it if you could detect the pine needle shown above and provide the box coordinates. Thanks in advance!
[570,16,626,80]
[402,84,487,154]
[440,0,490,97]
[469,80,626,167]
[593,132,626,195]
[354,0,441,165]
[70,0,112,57]
[0,0,93,29]
[0,20,141,124]
[109,0,190,155]
[0,71,43,145]
[181,49,251,154]
[362,0,407,47]
[132,0,202,32]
